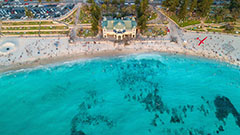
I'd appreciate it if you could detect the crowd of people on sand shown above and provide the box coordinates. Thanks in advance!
[127,33,240,66]
[0,32,240,69]
[0,37,117,66]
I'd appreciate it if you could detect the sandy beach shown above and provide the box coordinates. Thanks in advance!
[0,32,240,73]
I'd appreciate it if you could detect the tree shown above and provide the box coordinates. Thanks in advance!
[110,5,117,13]
[90,2,101,20]
[137,0,149,32]
[112,0,118,5]
[91,17,98,34]
[87,0,94,3]
[138,15,147,30]
[24,7,34,18]
[38,0,42,3]
[162,0,169,8]
[224,23,234,32]
[120,0,125,8]
[83,5,90,13]
[140,0,145,16]
[179,0,189,20]
[54,0,60,2]
[46,0,51,2]
[131,4,136,11]
[229,0,240,11]
[120,0,125,5]
[231,8,240,20]
[214,8,231,22]
[126,6,134,15]
[135,0,140,5]
[89,1,101,35]
[215,8,224,22]
[197,0,213,17]
[229,0,240,20]
[162,0,179,12]
[101,4,107,12]
[189,0,197,13]
[104,0,110,5]
[170,0,179,12]
[140,0,148,16]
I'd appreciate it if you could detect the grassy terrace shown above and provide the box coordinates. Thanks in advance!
[1,21,69,36]
[2,21,54,25]
[2,26,68,30]
[2,31,69,35]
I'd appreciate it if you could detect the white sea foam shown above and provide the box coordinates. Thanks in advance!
[0,57,101,77]
[135,53,163,60]
[125,53,166,63]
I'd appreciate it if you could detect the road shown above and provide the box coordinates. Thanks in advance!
[72,3,81,39]
[152,6,185,44]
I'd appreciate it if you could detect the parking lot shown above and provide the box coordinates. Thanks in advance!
[0,3,75,20]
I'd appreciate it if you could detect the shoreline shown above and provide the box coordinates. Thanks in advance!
[0,48,149,74]
[0,47,238,74]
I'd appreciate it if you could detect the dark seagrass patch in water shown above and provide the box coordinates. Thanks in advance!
[214,96,240,128]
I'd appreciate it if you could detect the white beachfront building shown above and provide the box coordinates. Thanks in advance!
[101,17,137,40]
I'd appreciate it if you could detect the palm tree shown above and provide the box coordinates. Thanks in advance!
[101,4,107,13]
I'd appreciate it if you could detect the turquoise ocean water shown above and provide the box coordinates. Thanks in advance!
[0,53,240,135]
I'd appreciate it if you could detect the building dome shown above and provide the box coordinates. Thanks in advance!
[113,20,126,34]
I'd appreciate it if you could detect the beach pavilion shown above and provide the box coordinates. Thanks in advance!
[101,17,137,40]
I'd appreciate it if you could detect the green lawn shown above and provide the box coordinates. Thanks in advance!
[143,26,167,36]
[77,29,95,37]
[79,10,92,24]
[204,19,217,23]
[3,21,53,26]
[187,27,239,34]
[179,20,200,27]
[204,17,236,24]
[194,29,205,32]
[187,27,205,32]
[207,29,223,32]
[148,12,158,21]
[2,31,68,35]
[3,26,68,30]
[169,15,200,27]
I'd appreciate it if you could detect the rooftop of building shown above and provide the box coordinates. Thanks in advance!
[102,17,137,31]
